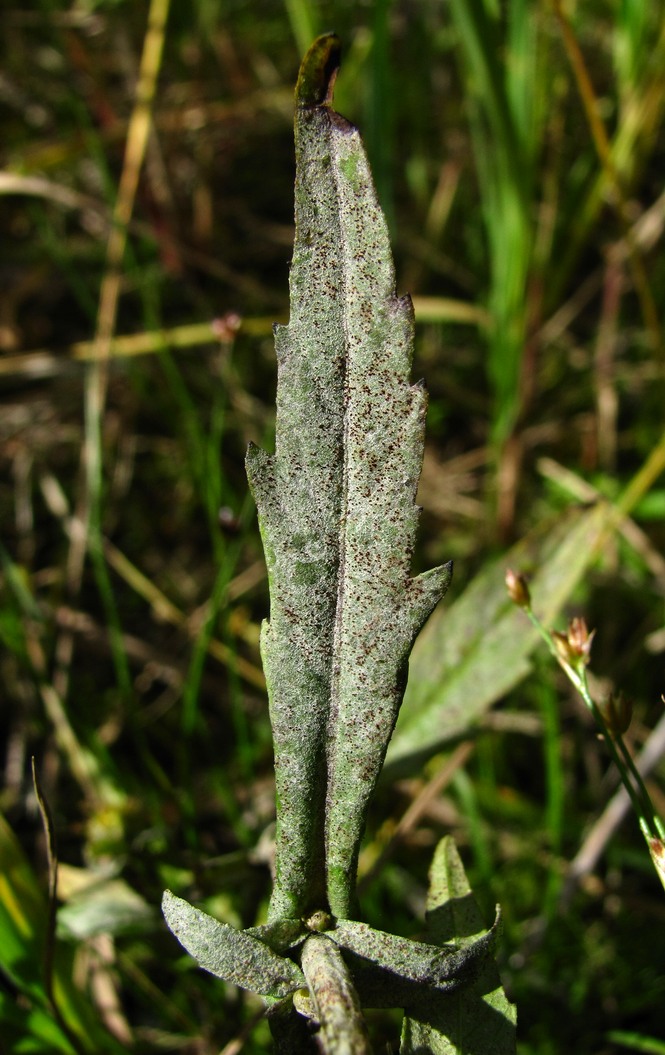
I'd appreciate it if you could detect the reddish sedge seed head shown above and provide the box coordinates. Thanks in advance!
[212,312,242,343]
[568,616,594,661]
[551,630,576,666]
[649,838,665,864]
[600,692,633,737]
[505,568,531,608]
[552,617,594,668]
[648,838,665,889]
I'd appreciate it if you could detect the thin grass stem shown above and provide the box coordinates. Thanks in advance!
[551,0,662,355]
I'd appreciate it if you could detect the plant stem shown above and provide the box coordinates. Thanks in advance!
[299,934,373,1055]
[523,606,663,843]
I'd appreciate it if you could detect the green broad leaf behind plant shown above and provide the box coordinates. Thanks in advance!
[401,835,516,1054]
[387,501,611,774]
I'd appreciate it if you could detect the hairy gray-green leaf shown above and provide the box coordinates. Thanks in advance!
[246,33,451,920]
[401,837,516,1054]
[161,891,305,998]
[246,917,309,954]
[328,916,497,1010]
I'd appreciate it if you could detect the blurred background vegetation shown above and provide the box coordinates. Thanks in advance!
[1,1,665,1052]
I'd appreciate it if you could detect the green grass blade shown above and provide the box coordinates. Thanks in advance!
[447,0,538,445]
[284,0,319,59]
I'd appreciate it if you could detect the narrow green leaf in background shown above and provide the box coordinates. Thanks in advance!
[447,0,540,447]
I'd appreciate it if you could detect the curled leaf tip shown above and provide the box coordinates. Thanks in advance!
[296,33,341,108]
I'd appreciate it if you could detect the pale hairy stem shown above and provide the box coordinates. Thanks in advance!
[299,934,373,1055]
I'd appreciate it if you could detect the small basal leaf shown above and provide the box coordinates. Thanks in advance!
[327,916,496,1011]
[246,917,309,953]
[161,891,305,998]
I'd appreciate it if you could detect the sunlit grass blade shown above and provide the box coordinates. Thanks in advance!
[447,0,542,449]
[284,0,320,59]
[0,813,127,1053]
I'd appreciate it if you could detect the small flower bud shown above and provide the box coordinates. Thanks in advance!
[212,311,242,343]
[505,568,531,608]
[305,910,334,933]
[600,691,632,737]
